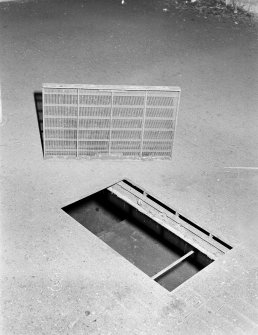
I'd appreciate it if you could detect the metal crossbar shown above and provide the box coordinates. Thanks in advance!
[42,84,181,159]
[151,250,194,280]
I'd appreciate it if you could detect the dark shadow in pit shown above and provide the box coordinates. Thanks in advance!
[34,91,44,154]
[63,188,213,291]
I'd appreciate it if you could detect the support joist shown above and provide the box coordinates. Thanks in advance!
[151,250,194,281]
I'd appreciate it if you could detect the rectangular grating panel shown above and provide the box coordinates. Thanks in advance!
[43,84,181,159]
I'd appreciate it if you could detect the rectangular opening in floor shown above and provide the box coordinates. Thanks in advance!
[42,84,181,160]
[62,179,232,292]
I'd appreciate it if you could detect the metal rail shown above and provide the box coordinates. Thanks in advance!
[43,83,181,92]
[151,251,194,281]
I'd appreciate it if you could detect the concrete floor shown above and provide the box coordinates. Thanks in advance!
[0,0,258,334]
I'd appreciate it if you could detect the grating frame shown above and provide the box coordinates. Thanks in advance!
[42,84,181,159]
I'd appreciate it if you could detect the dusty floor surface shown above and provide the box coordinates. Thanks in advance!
[0,0,258,334]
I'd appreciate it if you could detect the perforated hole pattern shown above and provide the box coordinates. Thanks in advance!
[43,85,180,159]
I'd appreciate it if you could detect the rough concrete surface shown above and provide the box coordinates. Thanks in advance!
[0,0,258,334]
[226,0,258,14]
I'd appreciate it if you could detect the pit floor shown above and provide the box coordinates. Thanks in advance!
[0,0,258,334]
[63,190,205,292]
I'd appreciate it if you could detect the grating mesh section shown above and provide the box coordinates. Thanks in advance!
[79,107,111,118]
[43,84,180,159]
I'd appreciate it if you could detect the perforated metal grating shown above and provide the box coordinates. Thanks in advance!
[42,84,181,159]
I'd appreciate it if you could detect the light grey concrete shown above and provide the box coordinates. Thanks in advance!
[0,0,258,334]
[226,0,258,14]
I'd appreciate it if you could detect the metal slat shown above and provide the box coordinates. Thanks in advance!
[42,88,46,157]
[109,91,113,155]
[43,83,181,92]
[140,90,148,157]
[76,89,79,157]
[171,90,181,158]
[151,251,194,280]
